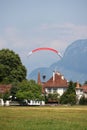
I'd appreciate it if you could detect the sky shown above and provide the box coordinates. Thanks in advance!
[0,0,87,75]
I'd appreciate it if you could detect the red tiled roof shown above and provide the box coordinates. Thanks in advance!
[0,84,12,94]
[43,73,68,88]
[37,71,68,94]
[81,85,87,93]
[41,72,68,94]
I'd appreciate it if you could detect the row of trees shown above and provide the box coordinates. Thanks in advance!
[2,80,87,105]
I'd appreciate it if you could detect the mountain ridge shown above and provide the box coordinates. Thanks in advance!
[29,39,87,83]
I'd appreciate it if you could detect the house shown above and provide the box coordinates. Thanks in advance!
[0,84,12,94]
[37,71,68,96]
[81,84,87,98]
[0,84,12,106]
[75,82,83,103]
[76,82,87,99]
[37,71,87,104]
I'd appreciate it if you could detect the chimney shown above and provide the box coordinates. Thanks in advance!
[76,82,80,88]
[53,71,55,82]
[37,72,41,85]
[61,75,64,80]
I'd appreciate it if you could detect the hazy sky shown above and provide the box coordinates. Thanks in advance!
[0,0,87,74]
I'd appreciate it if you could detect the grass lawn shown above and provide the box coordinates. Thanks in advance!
[0,106,87,130]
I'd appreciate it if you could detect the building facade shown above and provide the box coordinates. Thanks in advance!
[81,84,87,98]
[37,71,87,104]
[38,71,68,97]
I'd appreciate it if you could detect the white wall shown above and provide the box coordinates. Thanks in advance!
[45,87,67,96]
[0,98,4,106]
[28,100,45,106]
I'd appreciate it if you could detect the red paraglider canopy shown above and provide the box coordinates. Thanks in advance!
[32,47,58,54]
[28,47,62,58]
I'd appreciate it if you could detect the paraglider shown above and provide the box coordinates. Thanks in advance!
[28,47,62,58]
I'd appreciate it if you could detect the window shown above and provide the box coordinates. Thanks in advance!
[47,88,52,93]
[53,88,57,93]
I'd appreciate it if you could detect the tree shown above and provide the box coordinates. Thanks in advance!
[60,81,76,105]
[0,49,27,83]
[0,91,11,105]
[2,92,10,103]
[15,80,44,104]
[10,82,20,101]
[84,81,87,85]
[79,96,87,105]
[45,93,59,104]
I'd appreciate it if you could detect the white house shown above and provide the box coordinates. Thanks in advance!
[38,71,68,97]
[37,71,87,104]
[75,82,83,103]
[81,84,87,98]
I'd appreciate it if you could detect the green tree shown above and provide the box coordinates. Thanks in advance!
[0,49,27,83]
[45,93,59,104]
[15,80,44,104]
[84,81,87,85]
[60,81,76,105]
[10,82,20,101]
[79,96,87,105]
[3,92,10,103]
[0,91,10,104]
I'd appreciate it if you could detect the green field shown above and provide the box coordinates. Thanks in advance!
[0,106,87,130]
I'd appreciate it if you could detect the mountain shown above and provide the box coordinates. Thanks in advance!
[60,39,87,73]
[29,39,87,83]
[28,67,53,82]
